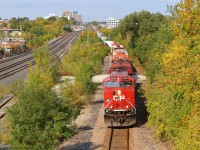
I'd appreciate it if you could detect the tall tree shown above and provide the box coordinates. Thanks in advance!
[7,48,78,149]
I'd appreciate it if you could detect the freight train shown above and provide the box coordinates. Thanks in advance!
[96,30,136,127]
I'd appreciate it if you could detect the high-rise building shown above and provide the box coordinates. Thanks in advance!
[61,10,72,20]
[73,14,83,23]
[106,17,121,28]
[60,10,83,23]
[73,11,78,15]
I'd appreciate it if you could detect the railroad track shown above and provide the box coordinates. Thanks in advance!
[0,31,80,81]
[0,31,80,118]
[0,35,64,64]
[103,128,129,150]
[0,94,13,118]
[0,31,77,68]
[0,52,32,64]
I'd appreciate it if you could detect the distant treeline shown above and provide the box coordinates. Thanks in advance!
[0,16,75,49]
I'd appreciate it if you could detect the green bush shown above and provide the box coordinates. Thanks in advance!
[7,75,77,150]
[7,47,79,149]
[58,30,109,106]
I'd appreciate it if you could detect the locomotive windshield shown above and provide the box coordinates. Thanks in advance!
[120,81,133,87]
[105,81,118,87]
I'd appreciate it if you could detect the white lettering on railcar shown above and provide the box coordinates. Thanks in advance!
[113,95,125,101]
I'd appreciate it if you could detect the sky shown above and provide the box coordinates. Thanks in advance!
[0,0,180,22]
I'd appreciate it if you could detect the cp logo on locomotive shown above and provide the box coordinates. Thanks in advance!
[113,95,125,101]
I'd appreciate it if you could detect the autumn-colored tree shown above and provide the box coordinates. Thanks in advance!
[59,30,109,106]
[7,47,78,149]
[146,1,200,149]
[102,5,199,149]
[18,16,72,49]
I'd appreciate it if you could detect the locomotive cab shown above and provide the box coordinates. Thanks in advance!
[103,71,136,127]
[109,61,133,75]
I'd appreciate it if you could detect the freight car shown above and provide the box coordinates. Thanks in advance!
[110,52,134,75]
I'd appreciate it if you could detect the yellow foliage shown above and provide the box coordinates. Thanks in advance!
[146,1,200,148]
[0,86,10,99]
[0,118,11,144]
[162,39,189,78]
[175,0,200,37]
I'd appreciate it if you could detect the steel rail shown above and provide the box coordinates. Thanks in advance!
[0,33,66,64]
[104,128,129,150]
[0,94,13,118]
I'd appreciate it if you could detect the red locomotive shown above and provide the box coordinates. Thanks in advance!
[113,51,129,60]
[111,42,128,59]
[112,49,128,59]
[108,61,133,75]
[103,71,136,127]
[109,53,133,76]
[109,42,133,75]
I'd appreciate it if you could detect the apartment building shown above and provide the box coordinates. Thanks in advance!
[73,14,83,23]
[106,17,121,28]
[61,10,72,20]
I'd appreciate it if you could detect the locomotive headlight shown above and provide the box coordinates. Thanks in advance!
[106,99,110,102]
[117,90,121,95]
[126,105,129,108]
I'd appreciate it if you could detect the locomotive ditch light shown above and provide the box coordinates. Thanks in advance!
[106,99,110,102]
[105,108,110,113]
[130,108,136,114]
